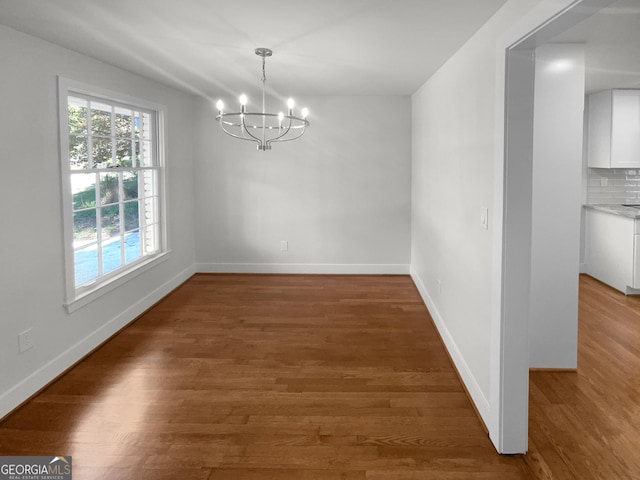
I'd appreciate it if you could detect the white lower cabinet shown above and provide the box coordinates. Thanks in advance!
[585,208,639,293]
[634,236,640,289]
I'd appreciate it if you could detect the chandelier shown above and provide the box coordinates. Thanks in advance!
[215,48,309,151]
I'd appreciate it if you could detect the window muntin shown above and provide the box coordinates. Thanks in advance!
[62,87,164,304]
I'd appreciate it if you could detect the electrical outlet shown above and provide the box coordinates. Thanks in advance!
[280,240,288,252]
[18,329,34,353]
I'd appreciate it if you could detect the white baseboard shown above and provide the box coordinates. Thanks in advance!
[409,267,491,424]
[0,264,196,420]
[196,262,410,275]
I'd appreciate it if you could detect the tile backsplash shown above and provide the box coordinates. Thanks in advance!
[587,168,640,205]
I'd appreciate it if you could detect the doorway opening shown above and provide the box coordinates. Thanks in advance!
[497,0,624,454]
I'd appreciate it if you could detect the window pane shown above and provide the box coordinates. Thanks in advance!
[71,173,96,209]
[102,237,122,274]
[115,139,133,167]
[115,107,132,138]
[125,230,141,264]
[135,111,152,139]
[133,112,140,139]
[133,141,140,167]
[101,203,120,240]
[68,95,87,108]
[142,224,158,255]
[124,200,139,232]
[68,102,88,136]
[91,102,112,135]
[69,135,88,170]
[92,137,112,168]
[64,90,162,298]
[138,140,153,167]
[142,196,157,225]
[123,171,138,200]
[74,244,99,287]
[100,172,119,205]
[141,170,156,197]
[74,209,97,246]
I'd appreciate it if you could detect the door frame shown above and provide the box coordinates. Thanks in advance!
[491,0,616,453]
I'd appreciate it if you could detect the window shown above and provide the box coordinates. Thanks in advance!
[59,79,167,311]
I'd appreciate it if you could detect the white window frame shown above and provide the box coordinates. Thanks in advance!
[58,77,169,313]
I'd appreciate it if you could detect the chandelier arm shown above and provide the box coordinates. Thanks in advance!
[239,117,251,140]
[240,113,265,147]
[218,115,261,143]
[218,113,307,129]
[267,116,310,146]
[219,123,261,143]
[266,117,293,146]
[269,124,308,144]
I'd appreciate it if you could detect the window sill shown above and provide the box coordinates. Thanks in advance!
[64,251,170,314]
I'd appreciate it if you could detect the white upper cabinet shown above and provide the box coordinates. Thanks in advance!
[588,89,640,168]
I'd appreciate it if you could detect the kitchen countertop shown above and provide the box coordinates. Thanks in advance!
[585,204,640,219]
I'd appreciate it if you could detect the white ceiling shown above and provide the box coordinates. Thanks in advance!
[0,0,510,98]
[551,0,640,93]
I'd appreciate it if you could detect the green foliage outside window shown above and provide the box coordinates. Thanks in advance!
[68,105,143,169]
[72,175,141,240]
[68,102,147,242]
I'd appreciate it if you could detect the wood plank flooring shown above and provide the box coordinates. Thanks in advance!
[0,274,528,479]
[527,275,640,480]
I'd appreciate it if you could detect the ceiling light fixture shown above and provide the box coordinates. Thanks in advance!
[215,48,309,151]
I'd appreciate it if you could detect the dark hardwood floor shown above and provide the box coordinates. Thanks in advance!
[527,275,640,480]
[0,274,528,479]
[4,274,635,479]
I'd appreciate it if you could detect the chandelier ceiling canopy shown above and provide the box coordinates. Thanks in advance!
[215,48,309,151]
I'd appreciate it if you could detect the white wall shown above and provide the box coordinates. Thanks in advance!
[194,96,412,273]
[412,0,611,452]
[0,26,197,418]
[529,44,585,368]
[411,0,544,429]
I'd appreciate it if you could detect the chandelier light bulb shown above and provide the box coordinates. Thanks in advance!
[239,94,248,106]
[215,100,224,112]
[278,112,284,124]
[287,98,295,110]
[301,108,309,119]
